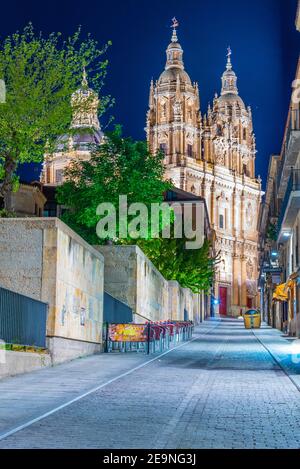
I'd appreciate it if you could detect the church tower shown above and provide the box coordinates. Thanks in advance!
[146,20,263,317]
[208,48,256,178]
[41,68,103,186]
[146,19,201,176]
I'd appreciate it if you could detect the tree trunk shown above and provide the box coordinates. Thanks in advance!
[0,153,17,210]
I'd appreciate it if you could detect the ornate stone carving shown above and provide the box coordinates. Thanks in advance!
[246,259,254,280]
[173,101,182,121]
[245,202,253,229]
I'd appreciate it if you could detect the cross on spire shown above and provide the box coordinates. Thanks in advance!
[226,46,232,70]
[82,65,88,87]
[171,17,179,42]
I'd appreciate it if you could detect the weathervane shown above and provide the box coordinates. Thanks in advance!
[226,46,232,69]
[171,17,179,29]
[171,17,179,42]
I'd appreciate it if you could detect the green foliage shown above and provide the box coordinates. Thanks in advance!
[0,208,15,218]
[135,233,217,294]
[56,126,172,244]
[0,23,112,202]
[266,222,277,241]
[56,127,215,293]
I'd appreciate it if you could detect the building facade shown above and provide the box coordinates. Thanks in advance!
[258,154,281,328]
[2,181,46,217]
[272,57,300,337]
[146,24,262,316]
[260,0,300,337]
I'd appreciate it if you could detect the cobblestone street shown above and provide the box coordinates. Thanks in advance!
[0,318,300,449]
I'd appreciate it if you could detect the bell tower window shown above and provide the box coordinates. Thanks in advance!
[187,144,193,157]
[55,169,64,184]
[243,163,249,176]
[219,214,224,229]
[159,143,167,155]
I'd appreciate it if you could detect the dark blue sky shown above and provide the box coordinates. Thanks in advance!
[1,0,299,187]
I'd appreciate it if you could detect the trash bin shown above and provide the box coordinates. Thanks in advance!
[243,309,261,329]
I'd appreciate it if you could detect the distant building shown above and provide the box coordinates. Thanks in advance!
[40,68,104,187]
[146,23,262,316]
[1,181,46,217]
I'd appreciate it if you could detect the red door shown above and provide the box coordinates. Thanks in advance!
[219,287,227,315]
[247,297,252,309]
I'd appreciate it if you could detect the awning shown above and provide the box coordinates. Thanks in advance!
[272,283,288,302]
[272,275,298,302]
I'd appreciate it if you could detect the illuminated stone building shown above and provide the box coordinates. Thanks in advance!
[146,22,263,315]
[41,69,103,187]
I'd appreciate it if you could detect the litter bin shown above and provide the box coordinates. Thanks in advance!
[243,309,261,329]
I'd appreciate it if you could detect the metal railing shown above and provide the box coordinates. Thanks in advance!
[105,321,194,354]
[277,168,300,233]
[0,286,48,348]
[103,292,133,324]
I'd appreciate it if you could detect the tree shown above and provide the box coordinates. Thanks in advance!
[57,127,216,292]
[136,231,217,294]
[56,127,171,244]
[0,23,111,207]
[266,222,277,241]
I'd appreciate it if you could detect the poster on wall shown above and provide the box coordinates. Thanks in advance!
[108,324,148,342]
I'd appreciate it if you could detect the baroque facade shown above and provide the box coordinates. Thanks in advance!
[146,24,263,315]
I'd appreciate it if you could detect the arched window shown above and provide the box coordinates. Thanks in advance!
[243,128,247,140]
[55,169,63,184]
[219,214,224,229]
[187,144,193,157]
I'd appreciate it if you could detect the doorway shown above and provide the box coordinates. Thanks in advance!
[219,286,227,315]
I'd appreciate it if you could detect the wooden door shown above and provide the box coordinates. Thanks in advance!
[219,286,227,315]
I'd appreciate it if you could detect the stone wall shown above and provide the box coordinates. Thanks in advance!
[0,350,51,380]
[95,245,204,323]
[0,218,104,363]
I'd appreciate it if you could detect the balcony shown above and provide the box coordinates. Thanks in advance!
[278,168,300,241]
[277,108,300,198]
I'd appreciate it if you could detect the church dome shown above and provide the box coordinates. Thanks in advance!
[218,93,245,109]
[159,19,192,86]
[218,48,245,109]
[158,67,191,85]
[55,68,104,151]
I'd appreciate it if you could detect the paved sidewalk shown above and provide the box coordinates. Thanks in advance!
[0,318,300,449]
[0,319,219,441]
[252,323,300,389]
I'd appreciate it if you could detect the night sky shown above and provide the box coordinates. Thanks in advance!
[1,0,299,188]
